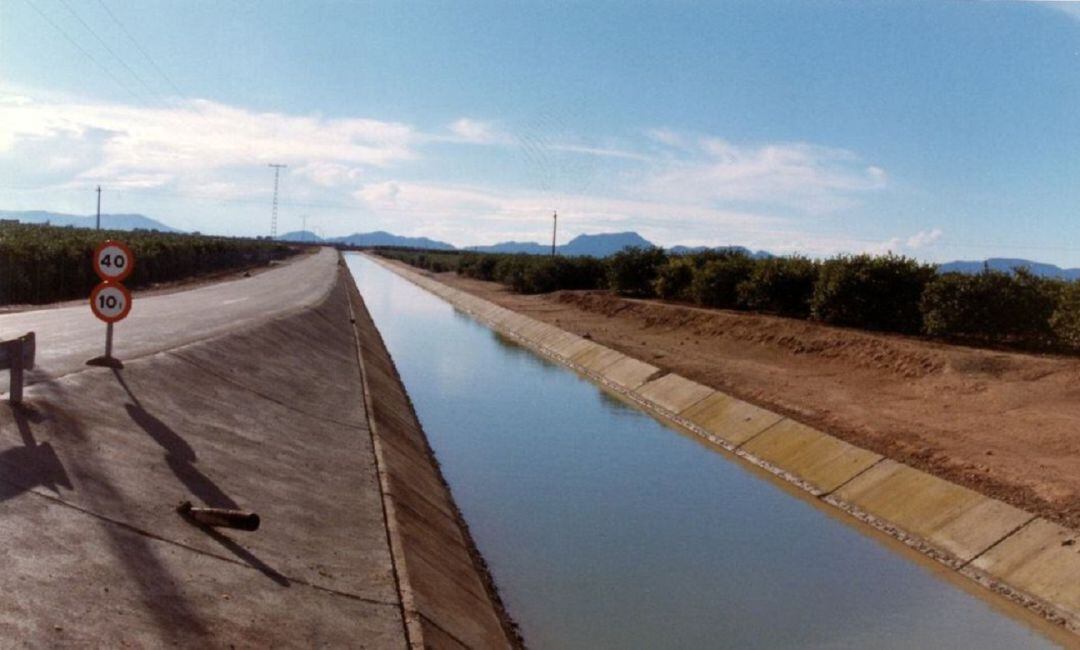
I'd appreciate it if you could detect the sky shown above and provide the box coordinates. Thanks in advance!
[2,1,1080,263]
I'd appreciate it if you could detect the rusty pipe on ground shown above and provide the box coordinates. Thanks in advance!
[177,500,260,531]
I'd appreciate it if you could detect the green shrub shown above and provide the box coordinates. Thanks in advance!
[737,256,818,317]
[517,256,607,294]
[811,254,934,333]
[689,253,756,309]
[1051,281,1080,348]
[493,255,530,292]
[607,247,667,297]
[457,252,499,280]
[653,256,696,301]
[922,268,1058,344]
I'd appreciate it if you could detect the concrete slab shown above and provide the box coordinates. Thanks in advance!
[599,357,660,391]
[738,419,882,495]
[832,460,1034,562]
[570,345,626,374]
[635,373,715,414]
[0,494,404,647]
[969,518,1080,628]
[542,332,595,360]
[680,392,784,447]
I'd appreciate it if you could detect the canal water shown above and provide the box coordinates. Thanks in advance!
[346,254,1060,649]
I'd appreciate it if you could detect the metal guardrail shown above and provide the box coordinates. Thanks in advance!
[0,332,36,404]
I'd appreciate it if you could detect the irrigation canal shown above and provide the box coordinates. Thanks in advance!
[346,253,1061,649]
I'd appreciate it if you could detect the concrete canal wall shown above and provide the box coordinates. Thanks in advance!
[371,254,1080,640]
[344,261,519,649]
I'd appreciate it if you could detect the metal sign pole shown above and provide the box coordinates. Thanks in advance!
[10,340,23,404]
[105,322,114,359]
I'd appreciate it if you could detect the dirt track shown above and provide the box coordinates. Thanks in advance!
[433,271,1080,531]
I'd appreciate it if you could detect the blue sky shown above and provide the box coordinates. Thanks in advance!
[2,1,1080,263]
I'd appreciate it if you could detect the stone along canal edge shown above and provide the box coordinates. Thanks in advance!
[370,253,1080,642]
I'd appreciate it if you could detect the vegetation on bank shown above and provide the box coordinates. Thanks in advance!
[375,245,1080,353]
[0,222,296,305]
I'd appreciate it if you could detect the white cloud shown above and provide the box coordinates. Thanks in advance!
[635,133,887,214]
[906,228,943,249]
[0,94,418,191]
[445,118,507,145]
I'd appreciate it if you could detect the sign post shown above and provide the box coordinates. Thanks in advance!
[87,241,134,369]
[1,332,35,404]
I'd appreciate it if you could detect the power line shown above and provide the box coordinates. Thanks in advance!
[20,0,150,107]
[55,0,166,106]
[94,0,184,98]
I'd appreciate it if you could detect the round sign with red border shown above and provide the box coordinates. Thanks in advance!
[93,240,134,282]
[90,282,132,323]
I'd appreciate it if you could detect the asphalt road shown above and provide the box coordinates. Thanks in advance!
[0,247,337,394]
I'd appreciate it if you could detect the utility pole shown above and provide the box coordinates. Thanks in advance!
[268,163,287,239]
[551,210,558,256]
[95,186,102,230]
[301,214,308,241]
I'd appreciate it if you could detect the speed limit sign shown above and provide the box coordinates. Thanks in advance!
[90,282,132,323]
[93,240,134,282]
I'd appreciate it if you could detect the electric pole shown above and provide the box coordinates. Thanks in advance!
[268,163,287,238]
[301,214,308,241]
[95,185,102,230]
[551,210,558,256]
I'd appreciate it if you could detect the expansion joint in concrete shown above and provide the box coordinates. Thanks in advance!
[959,516,1039,571]
[732,417,786,451]
[817,457,888,500]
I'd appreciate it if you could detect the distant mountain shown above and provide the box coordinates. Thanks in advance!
[667,244,774,259]
[334,231,455,250]
[560,232,654,257]
[278,230,322,242]
[470,231,656,257]
[937,258,1080,280]
[467,241,553,255]
[0,209,179,232]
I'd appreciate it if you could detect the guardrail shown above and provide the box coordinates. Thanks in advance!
[0,332,36,404]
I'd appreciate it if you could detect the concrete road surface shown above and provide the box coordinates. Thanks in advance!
[0,247,337,394]
[0,251,407,646]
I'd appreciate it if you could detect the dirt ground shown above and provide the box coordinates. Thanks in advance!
[433,271,1080,531]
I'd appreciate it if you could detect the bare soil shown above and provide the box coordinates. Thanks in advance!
[434,271,1080,531]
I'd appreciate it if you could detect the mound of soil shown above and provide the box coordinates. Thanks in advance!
[437,273,1080,531]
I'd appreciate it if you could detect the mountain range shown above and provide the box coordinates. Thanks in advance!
[0,209,178,232]
[7,209,1080,279]
[935,258,1080,280]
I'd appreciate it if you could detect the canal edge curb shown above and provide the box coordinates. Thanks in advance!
[369,253,1080,641]
[343,257,522,649]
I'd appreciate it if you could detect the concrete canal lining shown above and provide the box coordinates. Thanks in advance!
[344,261,518,649]
[371,254,1080,640]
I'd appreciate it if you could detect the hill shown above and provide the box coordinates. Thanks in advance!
[937,257,1080,280]
[471,232,656,257]
[0,209,179,232]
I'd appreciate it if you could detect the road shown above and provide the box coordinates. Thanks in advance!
[0,247,337,394]
[0,247,407,646]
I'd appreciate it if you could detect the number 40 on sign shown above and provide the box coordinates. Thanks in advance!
[87,240,135,369]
